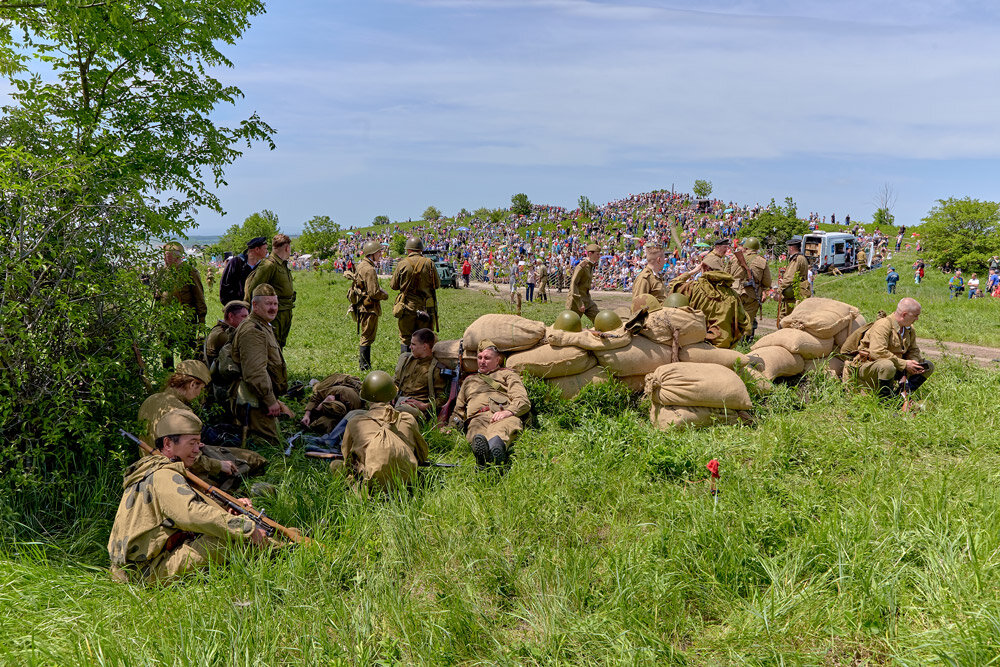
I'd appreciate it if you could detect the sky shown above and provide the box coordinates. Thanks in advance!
[189,0,1000,233]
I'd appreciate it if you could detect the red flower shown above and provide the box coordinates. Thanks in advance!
[706,459,720,478]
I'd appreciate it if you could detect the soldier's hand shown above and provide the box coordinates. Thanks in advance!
[267,402,282,417]
[300,412,312,427]
[404,398,429,411]
[228,497,254,514]
[491,409,514,423]
[904,359,924,375]
[221,460,238,476]
[249,527,268,546]
[279,402,296,418]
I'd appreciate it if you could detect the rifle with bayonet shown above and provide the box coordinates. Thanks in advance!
[120,429,312,546]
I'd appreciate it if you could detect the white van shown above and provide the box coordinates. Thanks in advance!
[798,232,860,272]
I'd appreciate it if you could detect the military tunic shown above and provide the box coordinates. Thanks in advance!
[845,315,934,386]
[107,453,256,582]
[701,251,727,273]
[567,258,599,323]
[724,251,772,324]
[390,252,440,343]
[231,311,288,446]
[670,271,750,350]
[453,368,531,445]
[244,253,296,347]
[777,253,811,319]
[536,264,549,301]
[204,321,234,369]
[340,403,429,491]
[356,256,387,346]
[393,352,450,420]
[302,373,363,434]
[631,265,666,307]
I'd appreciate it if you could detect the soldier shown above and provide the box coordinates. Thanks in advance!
[567,243,601,325]
[536,259,549,303]
[205,300,249,368]
[390,236,440,352]
[776,236,811,320]
[333,371,430,492]
[300,373,363,435]
[669,269,750,350]
[351,241,388,371]
[725,237,772,339]
[451,340,531,468]
[244,234,296,348]
[393,328,452,421]
[631,244,667,308]
[844,297,934,399]
[205,265,216,292]
[220,236,267,305]
[231,284,292,447]
[156,241,207,368]
[701,239,729,272]
[108,408,268,583]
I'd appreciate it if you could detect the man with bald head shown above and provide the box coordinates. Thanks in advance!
[845,297,934,398]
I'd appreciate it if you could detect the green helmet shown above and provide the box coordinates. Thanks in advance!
[593,309,623,332]
[362,241,381,256]
[664,292,689,308]
[552,310,583,332]
[404,237,424,253]
[360,370,397,403]
[742,237,760,251]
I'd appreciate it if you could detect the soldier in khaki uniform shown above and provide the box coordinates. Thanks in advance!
[451,340,531,468]
[231,284,291,447]
[631,244,667,308]
[776,236,811,320]
[108,409,267,583]
[300,373,363,435]
[701,239,729,272]
[393,328,451,421]
[536,260,549,303]
[244,234,296,348]
[352,241,388,370]
[844,297,934,397]
[204,300,249,368]
[156,241,207,368]
[333,371,430,492]
[567,243,601,325]
[390,237,440,352]
[669,269,750,349]
[724,237,771,338]
[137,360,267,489]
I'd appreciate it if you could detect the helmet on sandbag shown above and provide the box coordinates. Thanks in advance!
[362,241,382,256]
[552,310,583,332]
[360,370,397,403]
[593,310,623,332]
[404,237,424,253]
[664,292,689,308]
[742,237,760,251]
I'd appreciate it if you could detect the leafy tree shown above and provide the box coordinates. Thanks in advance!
[297,215,341,258]
[510,193,532,216]
[872,183,897,230]
[489,208,507,224]
[693,179,713,199]
[473,207,491,219]
[920,197,1000,271]
[738,197,807,253]
[872,207,894,229]
[372,215,390,226]
[423,205,442,221]
[578,195,596,215]
[456,208,471,219]
[216,210,281,255]
[391,234,407,256]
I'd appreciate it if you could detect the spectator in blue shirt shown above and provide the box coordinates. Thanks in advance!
[886,267,899,294]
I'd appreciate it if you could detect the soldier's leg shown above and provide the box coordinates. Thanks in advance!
[248,407,281,448]
[778,298,796,320]
[465,414,492,467]
[397,312,417,349]
[360,313,378,371]
[147,534,228,582]
[905,360,934,393]
[583,302,600,326]
[272,310,292,348]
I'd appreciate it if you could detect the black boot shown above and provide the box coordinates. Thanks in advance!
[488,436,509,466]
[906,373,927,393]
[876,379,897,399]
[471,435,490,468]
[359,345,371,371]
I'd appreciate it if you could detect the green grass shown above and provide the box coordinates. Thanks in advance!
[3,271,1000,664]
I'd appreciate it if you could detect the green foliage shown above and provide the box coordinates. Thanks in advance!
[215,210,281,255]
[456,208,471,219]
[489,208,506,224]
[872,206,894,230]
[693,178,713,198]
[391,233,406,256]
[578,195,595,215]
[296,215,341,258]
[372,214,390,226]
[739,197,808,251]
[510,192,532,216]
[919,197,1000,272]
[473,207,491,219]
[422,205,442,221]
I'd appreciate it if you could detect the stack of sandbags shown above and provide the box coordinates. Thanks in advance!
[677,341,753,369]
[750,328,831,380]
[541,327,637,397]
[778,297,861,349]
[506,344,596,379]
[462,314,547,373]
[433,339,462,368]
[645,362,751,428]
[833,313,867,349]
[638,307,707,347]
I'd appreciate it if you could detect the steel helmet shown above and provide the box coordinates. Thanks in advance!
[360,370,397,403]
[663,292,689,308]
[404,237,424,253]
[552,310,583,332]
[593,310,623,332]
[362,241,382,256]
[742,237,760,251]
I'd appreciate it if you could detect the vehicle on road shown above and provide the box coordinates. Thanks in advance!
[424,249,459,288]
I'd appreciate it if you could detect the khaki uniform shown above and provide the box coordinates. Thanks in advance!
[231,312,288,446]
[453,368,531,445]
[857,249,867,272]
[845,315,934,386]
[670,271,750,350]
[536,264,548,301]
[393,352,450,420]
[701,251,727,272]
[204,321,234,368]
[567,258,599,323]
[244,253,296,347]
[631,265,666,306]
[341,403,429,491]
[107,453,256,582]
[777,253,811,319]
[303,373,363,434]
[356,256,387,346]
[390,252,440,343]
[155,262,207,360]
[724,251,772,324]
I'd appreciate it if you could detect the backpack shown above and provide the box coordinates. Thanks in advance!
[211,342,242,383]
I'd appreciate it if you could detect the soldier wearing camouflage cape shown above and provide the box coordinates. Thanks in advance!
[244,234,296,348]
[155,241,207,367]
[108,409,267,583]
[390,236,440,352]
[669,269,751,350]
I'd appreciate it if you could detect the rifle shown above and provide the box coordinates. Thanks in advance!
[120,429,312,546]
[437,341,463,427]
[303,443,459,468]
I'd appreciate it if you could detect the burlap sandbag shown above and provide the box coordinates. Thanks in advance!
[639,307,707,347]
[743,366,774,395]
[678,341,750,368]
[779,297,860,339]
[749,345,805,380]
[594,336,675,376]
[461,352,478,374]
[506,344,597,379]
[752,329,834,360]
[463,314,546,352]
[433,339,462,367]
[616,374,648,393]
[546,326,632,351]
[803,356,845,379]
[832,313,867,349]
[545,365,610,399]
[650,403,741,429]
[644,362,752,410]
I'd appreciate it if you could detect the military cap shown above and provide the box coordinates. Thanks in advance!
[162,241,184,252]
[246,236,267,250]
[478,339,499,353]
[713,238,730,247]
[175,359,211,385]
[585,243,600,252]
[252,283,278,298]
[786,236,802,246]
[155,408,202,438]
